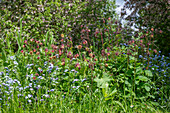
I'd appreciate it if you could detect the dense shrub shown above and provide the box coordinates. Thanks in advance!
[0,0,116,52]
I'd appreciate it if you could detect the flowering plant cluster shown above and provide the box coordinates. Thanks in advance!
[0,1,169,112]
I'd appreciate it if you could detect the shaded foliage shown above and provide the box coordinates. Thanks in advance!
[121,0,170,56]
[0,0,116,52]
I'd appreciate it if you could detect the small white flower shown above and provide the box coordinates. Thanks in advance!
[14,61,18,65]
[28,94,32,98]
[28,100,32,103]
[10,56,15,60]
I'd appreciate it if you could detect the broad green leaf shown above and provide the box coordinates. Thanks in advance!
[145,86,150,91]
[136,76,148,81]
[145,70,153,77]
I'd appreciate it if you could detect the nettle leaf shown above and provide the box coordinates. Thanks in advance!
[144,70,153,77]
[136,67,143,74]
[136,76,148,82]
[145,86,150,92]
[94,74,112,88]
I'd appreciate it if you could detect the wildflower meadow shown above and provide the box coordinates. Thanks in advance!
[0,0,169,112]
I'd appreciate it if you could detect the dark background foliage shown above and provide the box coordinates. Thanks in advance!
[0,0,116,52]
[121,0,170,56]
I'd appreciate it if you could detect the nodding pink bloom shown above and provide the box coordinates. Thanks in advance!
[151,28,154,31]
[89,53,93,58]
[60,39,64,42]
[105,63,108,67]
[75,63,80,68]
[36,52,40,55]
[37,45,39,48]
[147,43,151,46]
[36,41,39,44]
[85,47,89,51]
[52,50,54,53]
[33,76,36,80]
[153,49,157,53]
[67,44,70,47]
[127,52,131,55]
[147,51,150,55]
[23,45,25,48]
[30,51,33,55]
[132,40,135,43]
[62,58,65,62]
[52,56,56,59]
[35,73,39,76]
[146,67,148,70]
[45,48,48,53]
[108,17,111,20]
[49,57,52,60]
[83,40,87,45]
[37,57,40,59]
[94,58,97,61]
[21,50,24,53]
[33,49,36,52]
[81,25,83,28]
[30,39,34,42]
[107,47,110,51]
[115,52,119,56]
[78,45,82,50]
[107,52,110,56]
[101,49,105,56]
[140,40,143,43]
[40,43,43,45]
[159,30,163,34]
[68,51,72,57]
[128,41,132,45]
[61,62,65,66]
[24,40,27,44]
[74,54,79,58]
[59,49,62,55]
[61,44,64,49]
[51,44,54,48]
[81,29,85,33]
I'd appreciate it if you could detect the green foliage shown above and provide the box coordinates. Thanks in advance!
[0,0,169,112]
[0,0,117,52]
[121,0,170,56]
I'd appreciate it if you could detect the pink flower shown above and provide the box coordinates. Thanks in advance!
[45,48,48,53]
[30,39,34,42]
[115,52,119,56]
[21,50,24,53]
[24,40,27,44]
[33,77,36,80]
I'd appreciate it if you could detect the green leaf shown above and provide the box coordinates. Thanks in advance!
[136,76,148,81]
[94,74,111,88]
[145,70,153,77]
[145,86,150,91]
[108,88,117,97]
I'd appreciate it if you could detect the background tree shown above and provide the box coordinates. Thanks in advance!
[0,0,117,52]
[121,0,170,56]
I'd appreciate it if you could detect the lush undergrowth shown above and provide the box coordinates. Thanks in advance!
[0,1,170,112]
[0,24,170,112]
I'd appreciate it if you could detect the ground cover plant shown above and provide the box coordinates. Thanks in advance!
[0,0,170,113]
